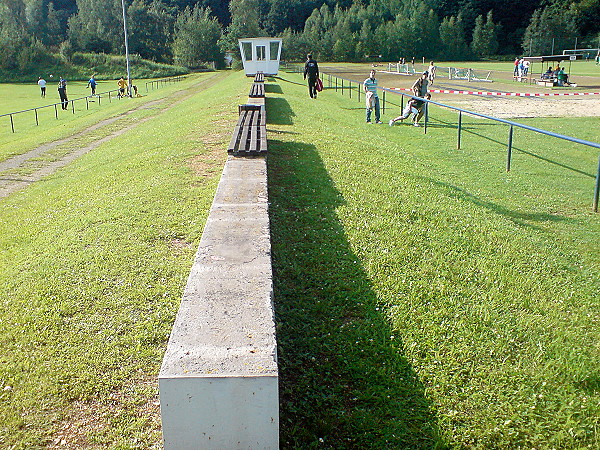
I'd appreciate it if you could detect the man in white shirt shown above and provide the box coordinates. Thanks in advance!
[38,77,46,97]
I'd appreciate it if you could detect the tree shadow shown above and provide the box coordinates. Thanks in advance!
[267,139,446,449]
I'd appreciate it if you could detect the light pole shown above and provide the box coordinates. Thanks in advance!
[121,0,132,97]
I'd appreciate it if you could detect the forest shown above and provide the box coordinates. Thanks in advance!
[1,0,599,74]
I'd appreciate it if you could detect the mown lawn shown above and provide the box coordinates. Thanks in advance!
[268,71,599,448]
[0,71,243,448]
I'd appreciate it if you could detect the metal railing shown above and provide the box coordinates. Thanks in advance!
[145,75,186,92]
[318,71,600,212]
[2,76,186,134]
[1,88,133,133]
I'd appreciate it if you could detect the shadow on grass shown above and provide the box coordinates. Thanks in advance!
[267,139,446,449]
[420,175,576,227]
[426,117,596,178]
[265,97,295,125]
[265,84,283,94]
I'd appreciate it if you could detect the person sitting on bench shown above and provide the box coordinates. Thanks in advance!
[541,67,553,79]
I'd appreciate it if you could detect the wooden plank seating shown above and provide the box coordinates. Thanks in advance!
[228,104,267,156]
[249,82,265,98]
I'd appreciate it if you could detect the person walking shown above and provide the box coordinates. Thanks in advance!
[363,69,381,124]
[303,53,319,99]
[87,75,97,96]
[427,61,436,85]
[38,77,46,97]
[58,77,68,110]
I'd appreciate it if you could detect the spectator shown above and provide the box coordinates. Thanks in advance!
[363,69,381,124]
[38,77,46,97]
[513,57,519,79]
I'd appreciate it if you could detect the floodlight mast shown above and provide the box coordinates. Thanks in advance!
[121,0,132,97]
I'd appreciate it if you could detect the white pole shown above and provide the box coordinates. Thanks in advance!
[121,0,132,97]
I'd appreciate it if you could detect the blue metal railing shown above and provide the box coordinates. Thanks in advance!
[321,71,600,212]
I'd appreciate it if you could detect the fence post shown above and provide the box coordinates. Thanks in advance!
[86,97,89,110]
[457,111,462,149]
[335,77,337,92]
[349,81,352,99]
[10,114,14,133]
[382,91,386,114]
[35,109,38,126]
[341,79,344,95]
[54,104,58,119]
[424,103,428,134]
[71,100,75,114]
[594,154,600,212]
[507,125,514,172]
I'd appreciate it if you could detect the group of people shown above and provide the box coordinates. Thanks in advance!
[513,57,531,80]
[541,65,570,86]
[304,53,432,127]
[35,75,139,108]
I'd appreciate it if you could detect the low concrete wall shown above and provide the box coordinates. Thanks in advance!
[159,156,278,449]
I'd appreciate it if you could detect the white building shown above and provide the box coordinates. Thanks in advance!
[238,38,283,76]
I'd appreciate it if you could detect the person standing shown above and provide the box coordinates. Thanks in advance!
[513,57,520,79]
[412,71,429,98]
[58,77,68,110]
[427,61,436,85]
[117,77,128,98]
[303,53,319,99]
[87,75,97,96]
[38,77,46,97]
[363,69,381,124]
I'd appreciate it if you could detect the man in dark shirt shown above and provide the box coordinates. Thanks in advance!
[303,53,319,99]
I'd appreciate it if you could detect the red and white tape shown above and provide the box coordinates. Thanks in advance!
[390,87,600,97]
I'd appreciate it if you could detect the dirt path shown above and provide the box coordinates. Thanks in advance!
[0,72,226,199]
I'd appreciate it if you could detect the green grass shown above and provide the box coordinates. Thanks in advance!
[0,71,244,448]
[1,66,599,448]
[268,72,600,448]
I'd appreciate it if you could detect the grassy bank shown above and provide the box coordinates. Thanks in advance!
[0,71,245,447]
[0,52,189,83]
[268,72,599,448]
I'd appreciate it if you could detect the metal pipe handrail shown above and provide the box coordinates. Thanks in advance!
[0,89,121,119]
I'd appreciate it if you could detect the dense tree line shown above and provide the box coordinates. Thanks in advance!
[1,0,599,73]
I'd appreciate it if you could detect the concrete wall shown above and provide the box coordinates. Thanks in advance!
[159,156,278,449]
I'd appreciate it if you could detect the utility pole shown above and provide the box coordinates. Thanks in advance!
[121,0,132,97]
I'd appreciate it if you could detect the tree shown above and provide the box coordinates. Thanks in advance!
[439,14,470,60]
[128,0,174,62]
[471,11,499,58]
[521,4,577,56]
[172,5,223,68]
[67,0,124,53]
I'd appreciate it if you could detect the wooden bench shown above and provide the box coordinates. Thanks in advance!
[254,72,265,82]
[228,104,267,156]
[535,78,556,87]
[249,82,265,98]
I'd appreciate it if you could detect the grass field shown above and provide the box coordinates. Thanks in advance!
[1,66,599,448]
